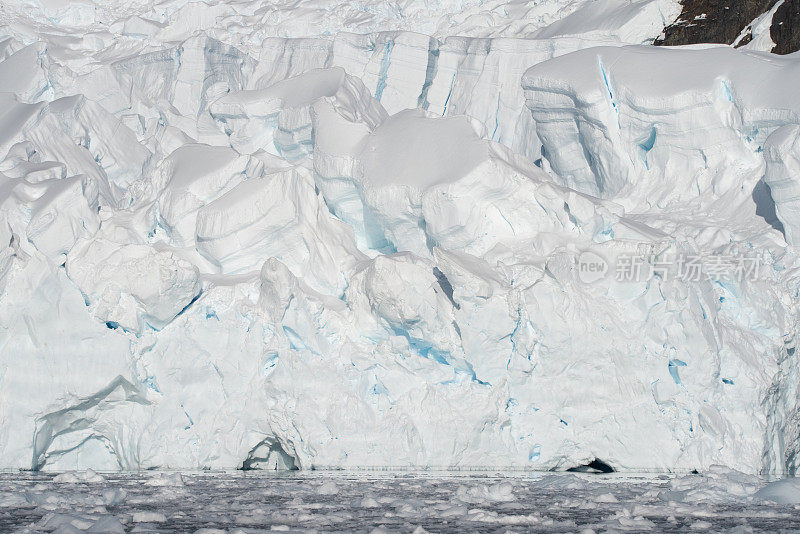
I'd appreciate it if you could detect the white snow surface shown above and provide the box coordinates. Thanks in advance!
[1,0,800,475]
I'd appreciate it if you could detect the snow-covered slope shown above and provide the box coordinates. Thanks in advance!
[1,0,800,474]
[2,0,680,41]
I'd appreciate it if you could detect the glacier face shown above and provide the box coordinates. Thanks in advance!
[1,0,800,474]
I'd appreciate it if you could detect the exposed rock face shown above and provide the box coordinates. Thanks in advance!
[772,0,800,54]
[655,0,799,54]
[656,0,779,46]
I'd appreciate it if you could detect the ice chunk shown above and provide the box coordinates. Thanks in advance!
[172,35,257,120]
[211,67,387,158]
[196,164,365,295]
[764,124,800,244]
[357,253,463,362]
[0,93,151,205]
[66,237,201,333]
[455,482,515,503]
[26,95,152,192]
[421,142,625,257]
[315,105,622,258]
[0,43,52,101]
[251,37,332,89]
[144,472,185,486]
[316,480,339,495]
[661,466,764,503]
[25,174,101,260]
[52,469,106,483]
[753,478,800,504]
[153,143,251,246]
[523,46,800,206]
[331,32,436,114]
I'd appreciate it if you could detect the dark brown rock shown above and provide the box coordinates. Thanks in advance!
[771,0,800,54]
[654,0,800,54]
[655,0,781,47]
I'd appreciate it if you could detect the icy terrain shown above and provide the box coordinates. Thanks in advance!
[3,469,800,532]
[1,0,800,477]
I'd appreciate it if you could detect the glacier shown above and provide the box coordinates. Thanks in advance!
[1,0,800,477]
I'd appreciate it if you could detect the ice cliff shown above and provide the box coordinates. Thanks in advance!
[1,0,800,475]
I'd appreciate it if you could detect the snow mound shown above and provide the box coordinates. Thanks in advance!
[753,477,800,504]
[2,0,680,41]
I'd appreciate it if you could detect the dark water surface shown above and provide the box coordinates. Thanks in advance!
[0,470,797,532]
